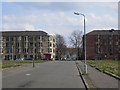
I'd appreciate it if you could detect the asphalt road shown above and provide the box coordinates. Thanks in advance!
[2,61,85,88]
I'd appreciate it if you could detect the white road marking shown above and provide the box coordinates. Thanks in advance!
[25,74,31,76]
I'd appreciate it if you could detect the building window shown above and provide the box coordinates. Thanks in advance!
[50,43,52,47]
[6,48,9,53]
[108,35,111,40]
[9,48,12,53]
[16,43,20,47]
[53,49,55,53]
[38,42,40,47]
[41,43,43,47]
[104,42,107,46]
[116,42,118,45]
[53,38,55,42]
[18,36,21,41]
[29,49,32,53]
[24,36,27,41]
[42,49,43,53]
[110,53,112,55]
[27,48,29,53]
[115,35,118,41]
[49,48,52,52]
[30,43,33,46]
[24,55,27,58]
[109,49,112,52]
[17,49,19,53]
[10,37,14,41]
[29,37,34,41]
[53,44,55,47]
[34,36,37,41]
[110,41,112,45]
[0,37,3,41]
[23,49,25,53]
[6,37,9,41]
[35,43,37,47]
[42,36,44,41]
[6,43,9,47]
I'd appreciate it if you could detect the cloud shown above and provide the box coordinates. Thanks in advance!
[3,15,16,22]
[2,23,38,31]
[86,13,117,32]
[2,11,117,34]
[2,12,80,31]
[3,23,18,30]
[24,23,36,31]
[2,2,117,36]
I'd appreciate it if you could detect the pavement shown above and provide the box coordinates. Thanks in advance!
[77,61,120,89]
[2,61,85,88]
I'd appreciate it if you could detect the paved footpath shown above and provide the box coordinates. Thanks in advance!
[77,61,120,89]
[2,61,85,88]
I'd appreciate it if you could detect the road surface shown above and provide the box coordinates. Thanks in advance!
[2,61,85,88]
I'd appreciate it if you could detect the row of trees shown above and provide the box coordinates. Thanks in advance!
[55,30,83,60]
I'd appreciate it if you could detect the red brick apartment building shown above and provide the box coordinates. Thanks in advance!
[83,29,120,60]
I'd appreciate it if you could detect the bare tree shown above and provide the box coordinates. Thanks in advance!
[69,30,83,60]
[55,34,67,60]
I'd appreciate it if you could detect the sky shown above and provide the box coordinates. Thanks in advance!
[0,1,119,45]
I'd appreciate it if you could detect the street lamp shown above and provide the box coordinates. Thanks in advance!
[74,12,87,74]
[12,45,14,60]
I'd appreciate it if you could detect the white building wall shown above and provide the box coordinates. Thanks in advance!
[49,35,56,60]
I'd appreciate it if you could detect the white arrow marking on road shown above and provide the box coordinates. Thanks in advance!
[26,74,31,76]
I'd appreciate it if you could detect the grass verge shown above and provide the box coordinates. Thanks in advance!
[86,60,120,77]
[2,60,46,68]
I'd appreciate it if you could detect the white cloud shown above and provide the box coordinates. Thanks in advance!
[2,2,117,36]
[86,13,117,32]
[2,11,117,34]
[23,15,38,24]
[105,2,118,11]
[2,23,25,30]
[3,23,18,30]
[24,23,36,31]
[3,15,16,21]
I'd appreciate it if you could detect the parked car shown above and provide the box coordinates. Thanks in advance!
[25,58,33,60]
[16,58,24,60]
[41,58,47,60]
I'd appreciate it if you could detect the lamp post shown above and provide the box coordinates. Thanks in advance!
[33,41,35,68]
[12,45,14,60]
[74,12,87,74]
